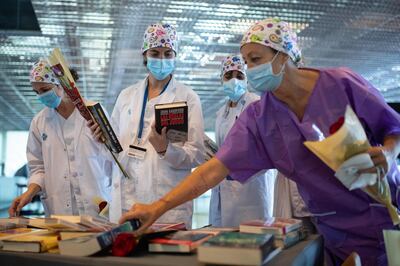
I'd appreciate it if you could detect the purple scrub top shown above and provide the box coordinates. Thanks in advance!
[216,67,400,266]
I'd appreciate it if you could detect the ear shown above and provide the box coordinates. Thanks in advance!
[279,53,290,65]
[143,52,148,67]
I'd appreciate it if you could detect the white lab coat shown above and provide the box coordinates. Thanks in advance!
[209,92,277,227]
[27,107,112,217]
[110,76,205,227]
[273,172,310,218]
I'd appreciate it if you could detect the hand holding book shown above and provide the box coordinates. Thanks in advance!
[47,48,129,179]
[148,121,169,155]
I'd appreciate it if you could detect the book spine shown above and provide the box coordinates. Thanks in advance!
[93,104,123,153]
[155,108,163,135]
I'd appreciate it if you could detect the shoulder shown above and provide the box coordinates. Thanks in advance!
[174,80,201,104]
[114,81,142,107]
[244,92,260,105]
[31,108,49,125]
[318,67,371,87]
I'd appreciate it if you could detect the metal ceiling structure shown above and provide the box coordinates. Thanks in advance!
[0,0,399,131]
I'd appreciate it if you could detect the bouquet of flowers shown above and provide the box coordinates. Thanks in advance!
[304,105,399,225]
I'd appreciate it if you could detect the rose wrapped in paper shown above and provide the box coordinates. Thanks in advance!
[304,105,400,225]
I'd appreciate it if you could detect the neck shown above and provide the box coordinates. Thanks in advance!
[272,67,315,105]
[148,74,171,92]
[56,99,75,119]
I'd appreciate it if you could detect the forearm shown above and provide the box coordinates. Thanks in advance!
[155,157,228,215]
[26,183,41,196]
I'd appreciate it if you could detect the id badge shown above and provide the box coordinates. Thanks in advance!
[128,144,147,160]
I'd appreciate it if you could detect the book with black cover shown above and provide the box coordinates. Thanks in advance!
[154,101,188,143]
[86,101,122,153]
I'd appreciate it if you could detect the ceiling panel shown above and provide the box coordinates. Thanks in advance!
[0,0,399,131]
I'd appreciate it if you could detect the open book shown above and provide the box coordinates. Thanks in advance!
[47,48,129,178]
[304,105,400,225]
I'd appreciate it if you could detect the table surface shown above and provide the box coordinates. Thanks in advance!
[0,234,323,266]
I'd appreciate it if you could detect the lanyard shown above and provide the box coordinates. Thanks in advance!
[223,93,247,119]
[136,78,171,142]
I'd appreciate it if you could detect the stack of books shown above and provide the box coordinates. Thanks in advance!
[240,217,305,249]
[197,231,280,265]
[0,216,139,255]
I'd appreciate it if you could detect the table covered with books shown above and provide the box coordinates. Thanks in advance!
[0,234,323,266]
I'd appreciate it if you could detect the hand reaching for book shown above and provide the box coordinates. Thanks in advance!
[149,122,168,155]
[8,184,40,217]
[118,201,166,236]
[87,119,104,143]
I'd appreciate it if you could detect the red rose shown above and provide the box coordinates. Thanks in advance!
[111,233,137,257]
[329,116,344,135]
[98,201,107,212]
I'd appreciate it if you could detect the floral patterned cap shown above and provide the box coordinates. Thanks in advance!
[29,59,59,84]
[142,23,178,54]
[221,55,247,78]
[241,18,302,65]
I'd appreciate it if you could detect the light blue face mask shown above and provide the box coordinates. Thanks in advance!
[246,52,285,93]
[222,78,247,102]
[38,88,62,109]
[147,57,175,80]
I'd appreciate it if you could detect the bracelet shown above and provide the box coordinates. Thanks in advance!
[157,149,167,154]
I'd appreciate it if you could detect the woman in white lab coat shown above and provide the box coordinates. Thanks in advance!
[108,23,204,226]
[209,55,276,227]
[9,60,111,218]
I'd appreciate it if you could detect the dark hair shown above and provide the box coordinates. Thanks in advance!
[70,68,79,81]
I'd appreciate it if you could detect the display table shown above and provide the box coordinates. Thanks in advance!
[0,234,323,266]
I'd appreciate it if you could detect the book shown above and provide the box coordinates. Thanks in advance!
[240,217,302,236]
[86,100,122,153]
[0,217,30,228]
[0,228,43,248]
[47,48,129,179]
[50,215,116,231]
[58,220,137,256]
[197,232,274,265]
[2,230,58,253]
[148,231,214,253]
[149,222,186,231]
[383,230,400,266]
[273,230,305,249]
[154,101,188,143]
[59,231,97,241]
[203,134,218,161]
[28,218,89,232]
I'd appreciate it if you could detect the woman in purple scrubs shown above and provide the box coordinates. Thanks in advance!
[120,18,400,266]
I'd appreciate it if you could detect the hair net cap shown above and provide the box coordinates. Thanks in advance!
[29,59,59,85]
[241,18,302,65]
[142,23,178,54]
[221,55,247,78]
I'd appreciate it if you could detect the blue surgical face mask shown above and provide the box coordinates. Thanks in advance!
[38,88,62,109]
[147,57,175,80]
[222,78,247,102]
[246,52,285,93]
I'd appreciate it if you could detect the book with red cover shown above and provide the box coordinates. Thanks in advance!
[240,217,302,236]
[154,101,188,143]
[148,231,213,253]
